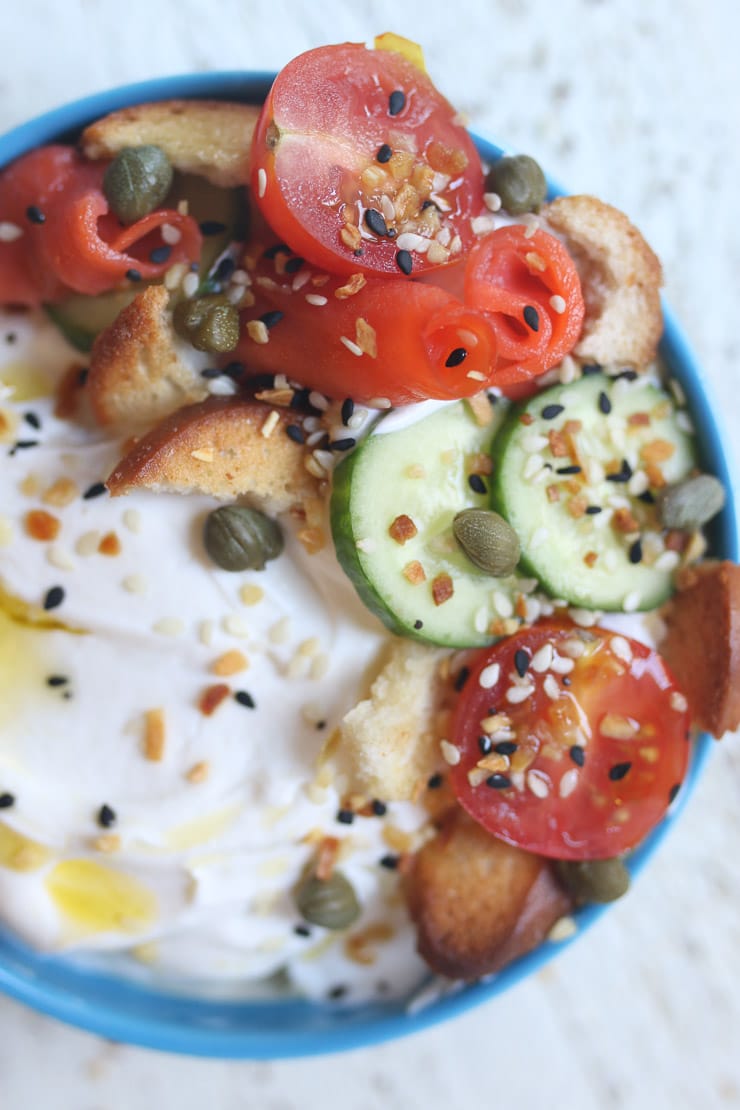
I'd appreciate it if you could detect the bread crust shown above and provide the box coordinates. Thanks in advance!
[660,560,740,737]
[544,195,663,369]
[81,99,260,188]
[404,808,572,980]
[105,396,319,511]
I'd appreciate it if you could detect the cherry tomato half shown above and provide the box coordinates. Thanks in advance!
[449,621,690,860]
[251,43,485,278]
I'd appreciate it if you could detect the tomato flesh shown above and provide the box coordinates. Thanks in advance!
[449,621,690,860]
[251,43,485,278]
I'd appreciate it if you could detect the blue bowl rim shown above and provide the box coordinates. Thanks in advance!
[0,70,737,1060]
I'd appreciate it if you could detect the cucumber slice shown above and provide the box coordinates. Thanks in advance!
[331,398,536,648]
[491,372,696,611]
[44,174,246,352]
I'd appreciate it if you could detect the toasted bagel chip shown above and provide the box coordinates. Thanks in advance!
[81,99,260,188]
[545,194,663,369]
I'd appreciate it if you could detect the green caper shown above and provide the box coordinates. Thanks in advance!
[485,154,547,214]
[452,508,520,577]
[658,473,726,531]
[102,145,173,224]
[294,870,360,930]
[203,506,283,571]
[555,857,631,905]
[173,294,240,353]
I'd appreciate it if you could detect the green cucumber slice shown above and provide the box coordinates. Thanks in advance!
[331,398,536,647]
[490,372,696,611]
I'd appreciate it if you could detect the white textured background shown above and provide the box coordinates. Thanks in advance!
[2,1,740,1107]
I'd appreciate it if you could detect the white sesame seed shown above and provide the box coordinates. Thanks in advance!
[340,335,364,357]
[182,271,199,298]
[449,234,462,254]
[525,597,542,622]
[531,643,554,673]
[669,378,687,407]
[164,263,186,290]
[226,285,247,306]
[257,168,267,198]
[305,293,328,306]
[368,397,392,410]
[436,225,452,246]
[153,617,185,637]
[585,458,605,485]
[479,662,501,689]
[440,740,461,766]
[527,769,550,797]
[308,390,329,411]
[530,527,549,549]
[520,214,540,239]
[207,376,237,396]
[468,767,490,787]
[558,355,578,384]
[247,320,269,344]
[676,411,694,434]
[506,684,534,705]
[261,409,281,438]
[161,223,182,245]
[522,433,549,453]
[0,516,13,546]
[523,453,545,480]
[310,653,329,680]
[550,653,575,675]
[493,591,514,618]
[304,455,327,479]
[466,370,487,381]
[223,613,250,638]
[549,294,566,315]
[670,691,688,713]
[474,607,489,634]
[122,573,149,595]
[46,545,75,571]
[312,449,335,471]
[623,591,642,613]
[483,191,502,212]
[269,616,291,644]
[75,530,101,556]
[380,194,396,224]
[559,769,579,798]
[396,231,427,252]
[348,411,366,429]
[471,214,498,236]
[561,637,587,658]
[543,674,561,700]
[569,608,599,627]
[610,635,633,664]
[654,549,681,572]
[0,221,23,242]
[305,429,326,447]
[548,915,578,942]
[199,619,215,646]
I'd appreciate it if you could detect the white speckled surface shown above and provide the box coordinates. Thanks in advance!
[1,1,739,1107]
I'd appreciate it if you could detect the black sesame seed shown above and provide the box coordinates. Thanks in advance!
[215,256,235,281]
[5,332,17,344]
[379,854,400,870]
[581,362,602,376]
[556,464,582,475]
[377,143,393,163]
[341,397,355,424]
[468,474,487,495]
[486,773,512,790]
[585,505,603,515]
[494,740,518,756]
[78,368,89,386]
[569,744,586,766]
[353,248,364,257]
[284,255,305,274]
[668,783,681,804]
[43,586,65,611]
[629,539,643,564]
[637,489,656,504]
[386,227,397,239]
[97,804,116,829]
[200,368,223,380]
[0,793,15,809]
[199,220,227,236]
[514,648,530,678]
[23,412,41,430]
[336,809,355,825]
[190,262,200,273]
[149,244,172,264]
[329,437,357,452]
[328,984,348,1000]
[413,619,423,630]
[454,666,470,692]
[62,690,73,700]
[388,89,406,116]
[294,923,312,937]
[613,368,638,382]
[10,439,39,452]
[609,761,632,781]
[315,720,327,731]
[445,347,468,368]
[83,481,107,500]
[26,205,45,224]
[427,773,443,789]
[126,268,142,282]
[234,691,255,709]
[523,305,539,332]
[541,403,565,420]
[364,208,388,237]
[562,676,572,687]
[395,249,413,275]
[286,423,305,445]
[223,360,245,379]
[478,734,493,755]
[46,675,69,687]
[263,243,290,259]
[259,310,284,330]
[371,799,387,817]
[606,459,633,483]
[598,391,612,415]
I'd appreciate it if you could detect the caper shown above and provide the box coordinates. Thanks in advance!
[173,294,240,353]
[452,508,520,577]
[102,145,173,224]
[485,154,547,215]
[294,870,361,930]
[658,473,726,531]
[203,506,283,571]
[555,857,631,905]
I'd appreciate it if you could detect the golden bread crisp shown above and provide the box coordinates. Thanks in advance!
[106,396,319,511]
[545,194,663,369]
[81,99,260,188]
[87,285,209,430]
[660,560,740,737]
[404,808,572,980]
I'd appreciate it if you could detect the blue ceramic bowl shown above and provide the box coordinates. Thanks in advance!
[0,72,736,1059]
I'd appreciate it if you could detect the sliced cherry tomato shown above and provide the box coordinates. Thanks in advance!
[449,620,690,860]
[464,225,585,385]
[251,43,485,278]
